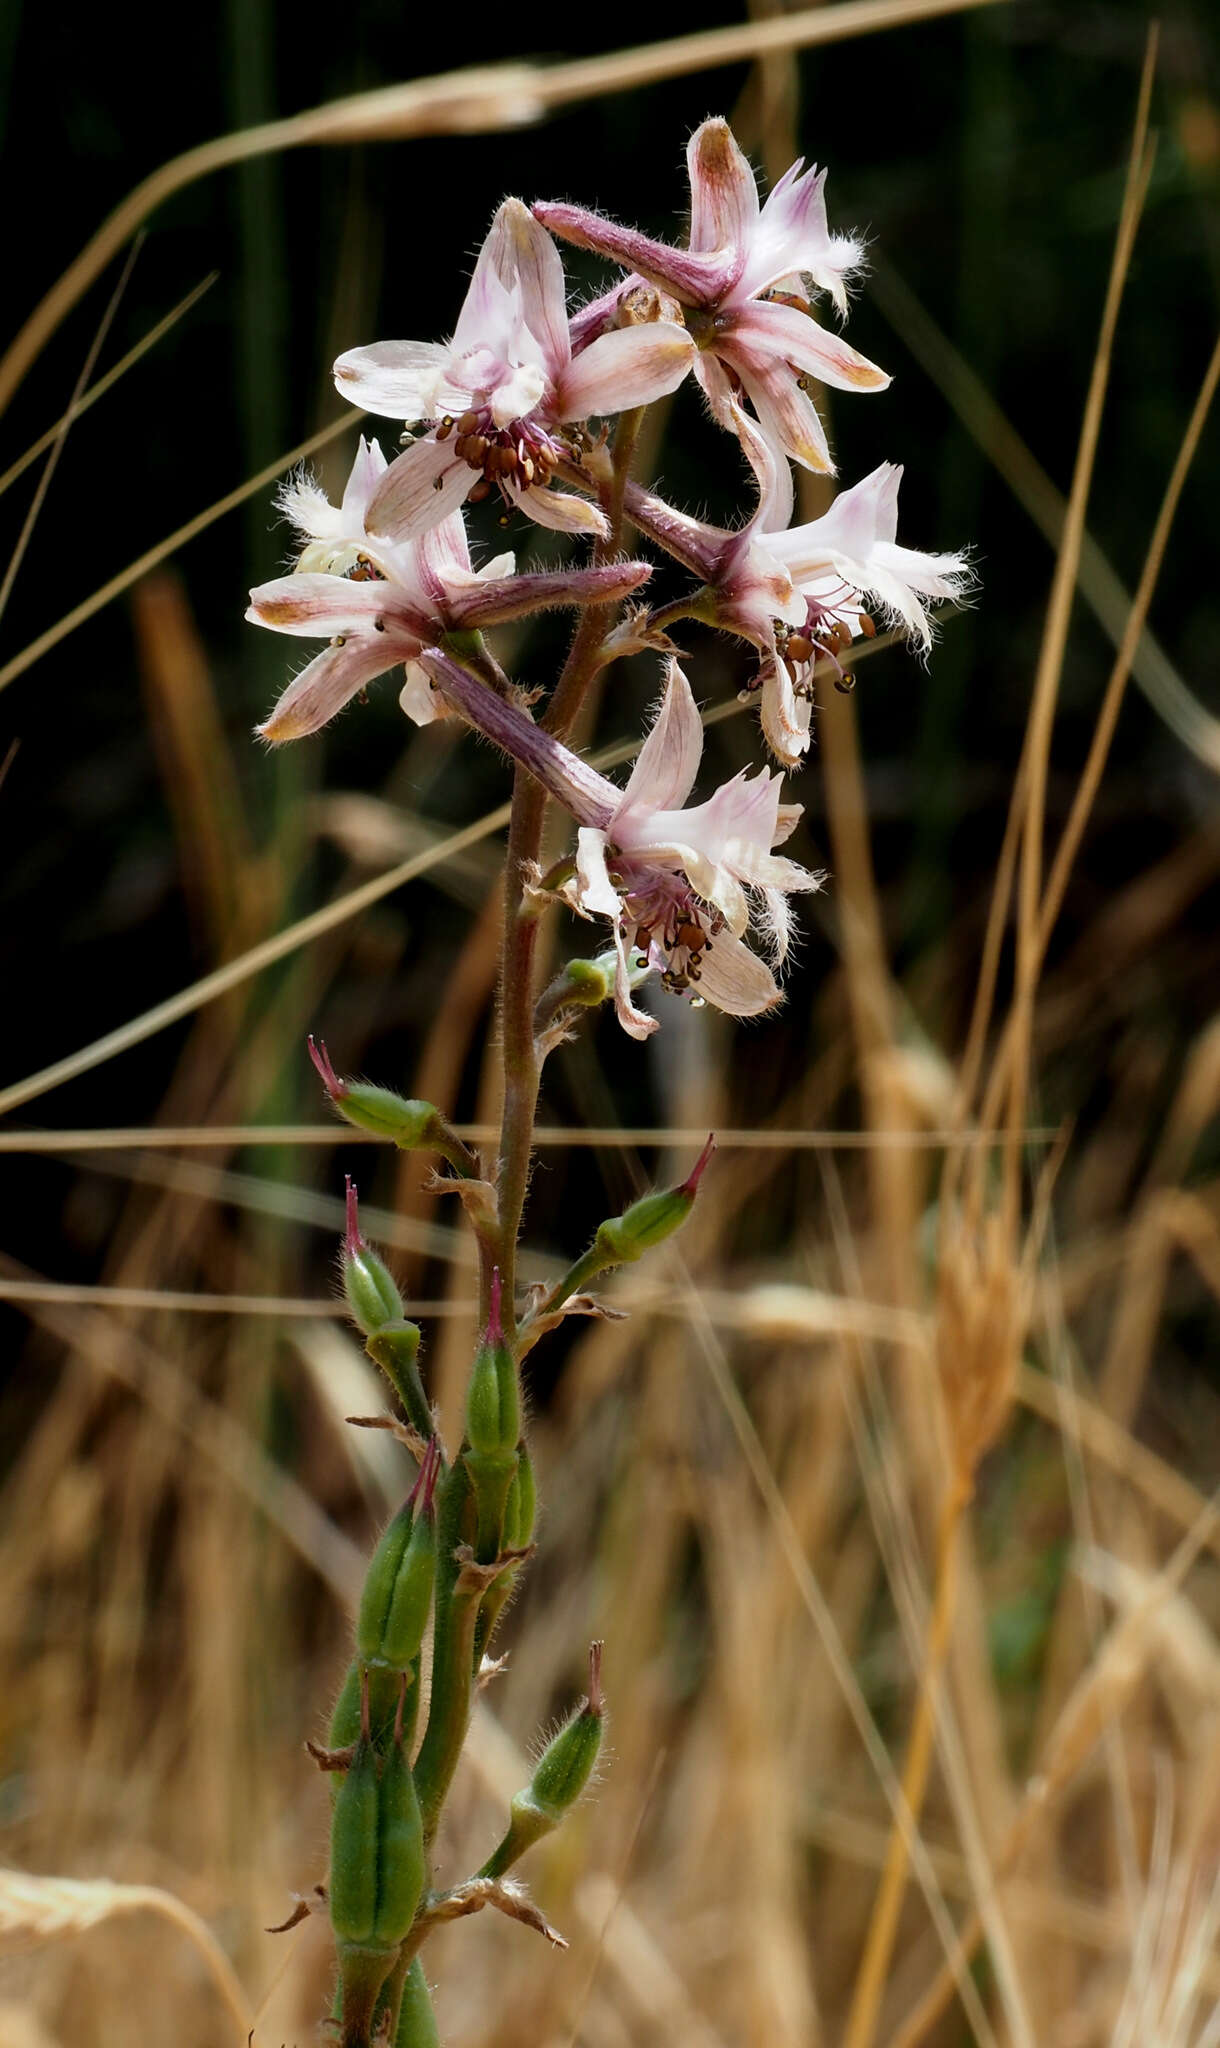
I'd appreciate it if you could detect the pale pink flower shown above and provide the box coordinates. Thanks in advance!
[563,661,820,1038]
[248,440,651,741]
[624,419,971,768]
[536,118,889,476]
[332,199,694,544]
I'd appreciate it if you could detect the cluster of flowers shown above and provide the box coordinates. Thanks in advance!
[248,120,970,1039]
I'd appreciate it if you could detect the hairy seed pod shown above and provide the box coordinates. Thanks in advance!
[395,1959,440,2046]
[481,1643,606,1878]
[593,1136,714,1265]
[359,1442,440,1672]
[373,1726,426,1947]
[329,1738,381,1947]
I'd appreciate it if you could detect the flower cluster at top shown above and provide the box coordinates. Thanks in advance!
[247,120,971,1040]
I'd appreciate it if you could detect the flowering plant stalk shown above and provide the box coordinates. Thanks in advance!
[247,118,970,2046]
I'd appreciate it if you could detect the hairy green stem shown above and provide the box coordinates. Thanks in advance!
[411,1461,478,1847]
[494,412,643,1313]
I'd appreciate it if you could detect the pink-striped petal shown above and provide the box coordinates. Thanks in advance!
[687,119,758,256]
[553,322,694,422]
[729,352,834,473]
[511,481,609,537]
[485,198,571,380]
[365,441,474,543]
[695,932,780,1017]
[257,637,392,743]
[246,574,395,638]
[333,339,450,419]
[727,300,890,393]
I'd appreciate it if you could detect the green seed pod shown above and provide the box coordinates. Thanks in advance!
[527,1649,606,1819]
[593,1136,714,1265]
[329,1736,381,1948]
[342,1179,409,1336]
[511,1440,537,1549]
[373,1726,426,1948]
[359,1441,440,1673]
[480,1643,607,1880]
[394,1959,440,2047]
[309,1038,448,1148]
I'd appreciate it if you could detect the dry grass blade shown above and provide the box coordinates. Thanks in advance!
[0,414,356,699]
[0,0,1004,421]
[869,259,1220,773]
[0,1867,251,2042]
[0,240,141,632]
[1004,37,1158,1235]
[0,1120,1052,1154]
[0,273,218,503]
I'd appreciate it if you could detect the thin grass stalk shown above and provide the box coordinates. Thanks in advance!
[1002,46,1157,1241]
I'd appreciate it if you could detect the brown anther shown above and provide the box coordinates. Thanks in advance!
[765,290,812,315]
[857,611,877,638]
[786,633,814,664]
[435,416,455,441]
[675,920,706,953]
[467,434,488,464]
[496,445,518,476]
[468,479,492,503]
[521,456,535,485]
[832,621,854,652]
[456,410,481,436]
[454,434,475,461]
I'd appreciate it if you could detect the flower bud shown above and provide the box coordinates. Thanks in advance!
[464,1271,520,1457]
[593,1135,714,1265]
[480,1644,606,1879]
[342,1178,411,1337]
[309,1036,452,1151]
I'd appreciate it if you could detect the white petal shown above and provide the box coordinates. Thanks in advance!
[276,471,344,544]
[553,323,694,421]
[759,662,812,768]
[575,828,621,917]
[695,932,780,1017]
[512,482,609,537]
[612,921,658,1039]
[488,359,548,429]
[333,339,450,419]
[339,436,389,527]
[399,661,449,727]
[484,198,572,380]
[620,660,704,813]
